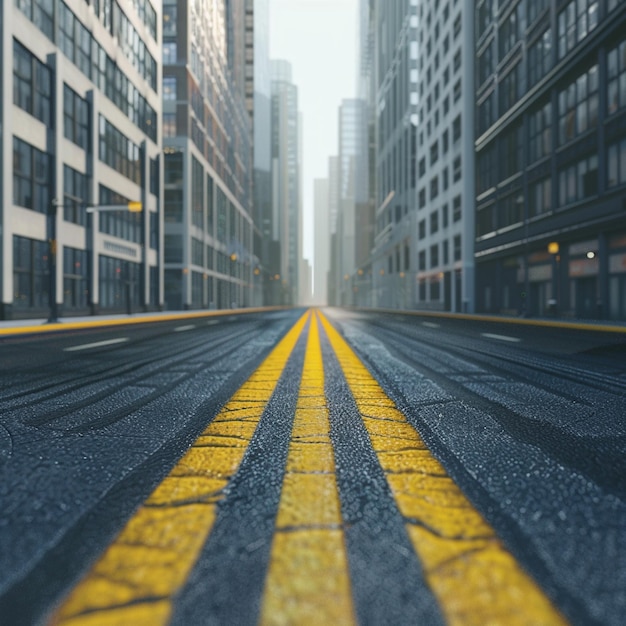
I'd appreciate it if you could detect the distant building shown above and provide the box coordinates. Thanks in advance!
[327,156,340,305]
[162,0,254,310]
[2,0,162,320]
[336,99,369,306]
[269,59,301,305]
[252,0,272,306]
[475,0,626,320]
[313,178,330,305]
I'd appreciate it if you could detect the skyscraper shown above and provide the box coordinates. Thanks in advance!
[475,0,626,320]
[414,0,476,313]
[313,177,330,305]
[371,0,417,310]
[2,0,162,320]
[269,59,301,306]
[162,0,254,311]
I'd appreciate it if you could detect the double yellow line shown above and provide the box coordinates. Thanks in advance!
[49,310,566,625]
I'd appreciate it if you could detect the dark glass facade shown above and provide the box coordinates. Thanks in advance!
[475,0,626,320]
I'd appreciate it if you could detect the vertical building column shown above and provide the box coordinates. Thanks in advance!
[462,3,476,313]
[86,89,99,314]
[0,13,12,318]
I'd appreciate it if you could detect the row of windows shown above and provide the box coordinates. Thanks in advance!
[417,235,462,271]
[558,64,599,145]
[99,185,142,244]
[479,135,625,235]
[13,39,52,126]
[558,0,598,60]
[16,0,157,141]
[98,115,142,184]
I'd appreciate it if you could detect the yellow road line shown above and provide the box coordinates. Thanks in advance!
[48,311,311,626]
[260,312,355,625]
[318,311,567,626]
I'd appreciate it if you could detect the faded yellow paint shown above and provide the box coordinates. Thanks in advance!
[260,313,355,625]
[49,311,311,626]
[317,310,567,626]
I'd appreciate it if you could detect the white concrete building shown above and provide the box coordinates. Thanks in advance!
[1,0,162,320]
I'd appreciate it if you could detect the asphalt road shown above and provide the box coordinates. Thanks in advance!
[0,308,624,625]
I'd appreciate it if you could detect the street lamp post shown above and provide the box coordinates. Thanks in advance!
[47,199,61,323]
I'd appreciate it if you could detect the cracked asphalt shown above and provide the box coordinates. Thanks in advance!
[0,307,624,625]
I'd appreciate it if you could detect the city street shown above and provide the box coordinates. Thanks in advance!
[0,308,625,625]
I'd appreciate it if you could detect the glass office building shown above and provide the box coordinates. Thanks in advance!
[475,0,626,319]
[162,0,254,310]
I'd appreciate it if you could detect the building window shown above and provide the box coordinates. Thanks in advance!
[499,3,522,58]
[453,79,461,103]
[163,5,178,36]
[13,235,49,309]
[16,0,54,40]
[430,176,439,200]
[478,90,496,135]
[63,165,88,225]
[418,250,426,271]
[452,114,461,142]
[453,235,462,262]
[164,150,183,185]
[99,256,140,309]
[13,137,50,214]
[499,63,522,114]
[529,102,552,162]
[477,142,497,195]
[501,123,523,180]
[418,157,426,178]
[419,187,426,209]
[430,244,439,268]
[607,137,626,188]
[13,40,52,126]
[99,185,142,243]
[530,178,552,216]
[453,156,462,182]
[558,154,598,206]
[163,42,177,64]
[98,115,141,184]
[192,157,204,229]
[163,113,177,137]
[419,219,426,239]
[430,140,438,165]
[442,167,449,190]
[477,0,495,40]
[63,246,88,309]
[608,39,626,116]
[165,189,183,223]
[430,210,439,234]
[478,39,495,87]
[557,0,598,60]
[453,195,462,222]
[63,84,89,150]
[528,0,548,24]
[163,76,177,101]
[528,29,552,87]
[558,65,599,145]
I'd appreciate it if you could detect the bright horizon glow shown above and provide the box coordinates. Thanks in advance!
[269,0,358,272]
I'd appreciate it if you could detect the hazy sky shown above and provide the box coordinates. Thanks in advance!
[269,0,358,264]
